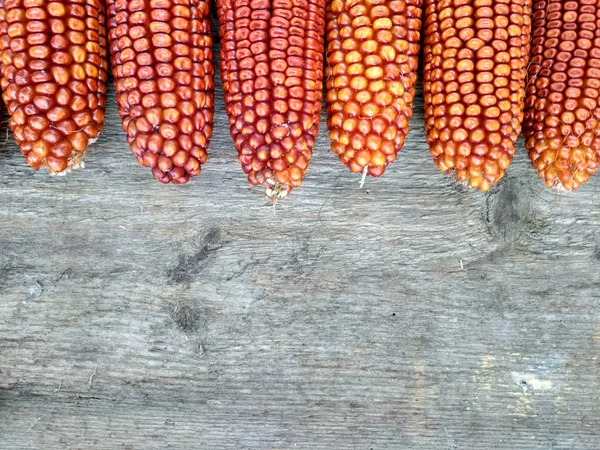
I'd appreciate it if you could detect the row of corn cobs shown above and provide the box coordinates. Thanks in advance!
[0,0,598,197]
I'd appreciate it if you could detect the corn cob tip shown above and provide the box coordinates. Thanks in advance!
[429,140,512,192]
[265,182,289,204]
[47,151,87,176]
[248,168,292,201]
[526,138,599,192]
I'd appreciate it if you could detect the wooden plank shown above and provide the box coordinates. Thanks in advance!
[1,43,600,450]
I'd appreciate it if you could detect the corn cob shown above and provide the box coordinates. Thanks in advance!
[217,0,326,199]
[523,0,600,191]
[325,0,423,178]
[107,0,215,184]
[0,0,108,173]
[423,0,532,191]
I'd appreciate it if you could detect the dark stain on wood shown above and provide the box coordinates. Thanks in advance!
[166,227,226,285]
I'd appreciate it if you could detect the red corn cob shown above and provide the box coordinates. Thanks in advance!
[217,0,326,199]
[0,0,108,173]
[423,0,532,191]
[107,0,215,184]
[325,0,423,179]
[523,0,600,191]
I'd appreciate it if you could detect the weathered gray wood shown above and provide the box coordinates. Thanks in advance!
[1,43,600,449]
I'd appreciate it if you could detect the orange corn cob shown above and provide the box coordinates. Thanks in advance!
[217,0,326,199]
[107,0,215,184]
[325,0,423,178]
[0,0,108,173]
[423,0,532,191]
[523,0,600,191]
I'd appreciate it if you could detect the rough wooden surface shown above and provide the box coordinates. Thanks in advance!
[1,44,600,449]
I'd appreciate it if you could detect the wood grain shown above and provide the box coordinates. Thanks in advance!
[1,42,600,450]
